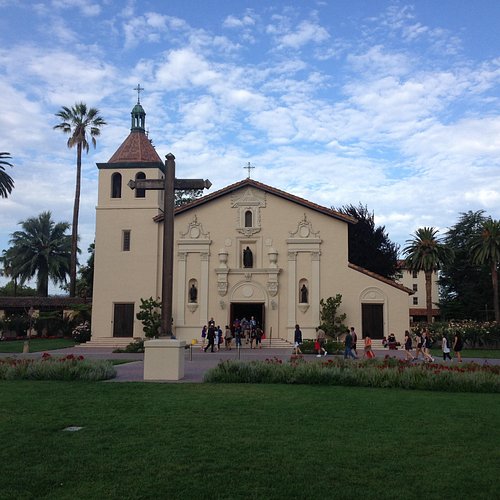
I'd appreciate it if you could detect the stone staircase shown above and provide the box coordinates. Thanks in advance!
[79,337,140,349]
[191,337,293,349]
[80,337,294,349]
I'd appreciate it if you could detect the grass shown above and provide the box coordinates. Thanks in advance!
[0,382,499,499]
[0,338,76,353]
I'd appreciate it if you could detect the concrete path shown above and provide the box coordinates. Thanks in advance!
[1,345,498,383]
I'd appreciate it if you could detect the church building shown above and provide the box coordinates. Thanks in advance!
[90,100,411,345]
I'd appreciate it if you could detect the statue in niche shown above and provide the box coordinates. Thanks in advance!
[189,283,198,303]
[243,246,253,268]
[300,284,309,303]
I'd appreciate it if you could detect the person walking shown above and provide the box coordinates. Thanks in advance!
[350,327,358,357]
[364,335,375,358]
[403,330,415,361]
[344,328,357,359]
[293,324,303,355]
[200,325,207,351]
[315,326,327,357]
[225,325,232,350]
[453,331,463,363]
[204,324,216,352]
[422,329,435,362]
[442,334,452,361]
[414,331,424,361]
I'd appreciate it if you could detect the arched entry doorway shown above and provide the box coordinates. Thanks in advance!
[230,302,265,331]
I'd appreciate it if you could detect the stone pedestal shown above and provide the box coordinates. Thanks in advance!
[143,339,186,381]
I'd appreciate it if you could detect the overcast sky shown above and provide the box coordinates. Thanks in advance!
[1,0,499,289]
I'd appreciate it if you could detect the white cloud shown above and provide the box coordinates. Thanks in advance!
[278,20,330,49]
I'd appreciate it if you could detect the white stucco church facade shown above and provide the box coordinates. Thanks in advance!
[90,101,411,345]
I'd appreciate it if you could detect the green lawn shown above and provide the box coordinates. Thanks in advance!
[0,382,499,499]
[0,338,76,353]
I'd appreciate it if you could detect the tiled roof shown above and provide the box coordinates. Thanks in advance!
[348,263,414,294]
[0,296,91,308]
[108,131,162,164]
[154,178,358,224]
[409,308,440,316]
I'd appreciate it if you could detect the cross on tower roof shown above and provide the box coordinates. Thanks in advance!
[244,161,255,179]
[134,83,144,104]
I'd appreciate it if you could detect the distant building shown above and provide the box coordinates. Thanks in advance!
[396,260,440,323]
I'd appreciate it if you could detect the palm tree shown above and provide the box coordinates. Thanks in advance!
[7,211,71,296]
[0,151,15,198]
[403,227,453,324]
[54,103,106,297]
[471,218,500,322]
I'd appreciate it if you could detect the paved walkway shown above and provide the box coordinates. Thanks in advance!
[1,345,498,383]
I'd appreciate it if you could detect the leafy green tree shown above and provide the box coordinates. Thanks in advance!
[69,242,95,298]
[439,211,492,320]
[0,151,15,198]
[54,103,106,297]
[175,188,203,207]
[334,203,399,278]
[6,211,71,296]
[319,294,347,337]
[136,297,162,338]
[0,281,37,297]
[471,218,500,322]
[403,227,453,324]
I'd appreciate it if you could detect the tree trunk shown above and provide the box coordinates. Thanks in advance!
[425,270,433,324]
[491,262,499,322]
[70,143,82,297]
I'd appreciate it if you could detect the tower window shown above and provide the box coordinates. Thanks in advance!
[413,297,418,305]
[111,172,122,198]
[244,210,253,228]
[135,172,146,198]
[122,230,131,251]
[413,284,418,291]
[412,270,418,278]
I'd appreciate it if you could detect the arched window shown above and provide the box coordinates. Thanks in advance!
[111,172,122,198]
[135,172,146,198]
[244,210,253,228]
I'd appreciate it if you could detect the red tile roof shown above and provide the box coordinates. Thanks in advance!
[108,131,162,164]
[348,262,414,294]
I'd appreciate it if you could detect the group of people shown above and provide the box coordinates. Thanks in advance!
[402,328,463,362]
[201,316,264,352]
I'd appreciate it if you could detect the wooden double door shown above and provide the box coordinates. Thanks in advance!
[362,304,384,339]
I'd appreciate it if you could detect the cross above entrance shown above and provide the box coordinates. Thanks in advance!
[128,154,211,337]
[244,161,255,179]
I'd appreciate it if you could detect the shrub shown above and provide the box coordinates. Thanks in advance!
[72,321,91,343]
[0,353,116,381]
[114,339,144,353]
[204,356,500,393]
[136,297,161,338]
[412,321,500,348]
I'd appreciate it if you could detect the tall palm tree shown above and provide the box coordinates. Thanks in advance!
[0,151,15,198]
[54,103,106,297]
[0,248,18,296]
[471,218,500,322]
[403,227,453,324]
[7,211,71,296]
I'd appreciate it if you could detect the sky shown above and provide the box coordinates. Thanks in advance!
[1,0,499,290]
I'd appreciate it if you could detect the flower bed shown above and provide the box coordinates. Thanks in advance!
[204,355,500,393]
[0,352,116,381]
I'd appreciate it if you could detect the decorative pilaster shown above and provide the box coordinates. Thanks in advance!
[177,252,187,324]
